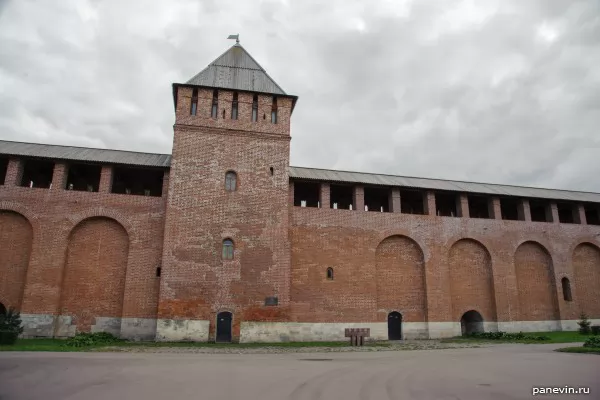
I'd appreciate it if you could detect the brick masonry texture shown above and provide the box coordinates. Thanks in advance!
[0,162,166,336]
[157,88,293,341]
[0,211,32,310]
[290,207,600,325]
[1,73,600,341]
[60,218,129,332]
[448,239,496,322]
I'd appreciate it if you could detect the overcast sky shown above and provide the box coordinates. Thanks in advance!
[0,0,599,192]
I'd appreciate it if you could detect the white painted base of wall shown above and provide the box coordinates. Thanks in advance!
[560,319,600,332]
[121,318,157,341]
[498,320,562,333]
[19,315,600,342]
[239,322,386,343]
[239,321,431,343]
[155,319,210,342]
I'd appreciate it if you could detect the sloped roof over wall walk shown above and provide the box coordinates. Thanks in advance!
[1,139,599,203]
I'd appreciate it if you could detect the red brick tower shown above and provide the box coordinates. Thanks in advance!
[157,41,298,342]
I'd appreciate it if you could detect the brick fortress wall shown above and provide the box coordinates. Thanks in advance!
[0,161,167,340]
[288,198,600,339]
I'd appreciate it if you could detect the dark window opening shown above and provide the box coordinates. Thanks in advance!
[556,202,576,224]
[251,94,258,122]
[222,109,225,119]
[111,166,163,196]
[530,200,550,222]
[225,171,237,191]
[468,195,490,219]
[294,181,320,207]
[263,113,266,120]
[222,239,234,260]
[211,89,218,119]
[400,189,424,214]
[156,267,161,277]
[561,277,572,301]
[364,186,390,212]
[584,204,600,225]
[231,92,238,120]
[66,163,101,192]
[269,167,274,176]
[500,197,520,220]
[20,159,54,188]
[326,267,334,280]
[0,157,8,185]
[435,192,458,217]
[271,96,278,124]
[190,88,198,115]
[264,296,278,306]
[330,184,354,210]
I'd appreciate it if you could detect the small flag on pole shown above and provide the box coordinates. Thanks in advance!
[227,34,240,44]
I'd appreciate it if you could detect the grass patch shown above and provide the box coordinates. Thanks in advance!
[0,339,81,352]
[442,331,590,344]
[1,338,393,352]
[555,347,600,355]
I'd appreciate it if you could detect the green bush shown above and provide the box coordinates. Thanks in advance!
[583,336,600,348]
[467,332,505,340]
[0,307,24,345]
[64,332,121,347]
[466,331,549,341]
[591,326,600,336]
[577,312,591,335]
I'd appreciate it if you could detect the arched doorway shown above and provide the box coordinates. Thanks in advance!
[388,311,402,340]
[460,310,484,335]
[216,311,233,343]
[0,301,6,315]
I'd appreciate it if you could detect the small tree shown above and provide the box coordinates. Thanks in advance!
[577,312,591,335]
[0,307,24,345]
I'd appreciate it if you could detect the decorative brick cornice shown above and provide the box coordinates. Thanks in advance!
[174,124,291,141]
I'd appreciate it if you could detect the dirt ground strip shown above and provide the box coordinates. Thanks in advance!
[102,340,484,354]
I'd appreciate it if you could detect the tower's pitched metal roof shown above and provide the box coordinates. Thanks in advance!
[185,44,287,95]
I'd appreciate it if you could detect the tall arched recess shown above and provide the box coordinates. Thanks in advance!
[0,211,33,310]
[376,235,427,322]
[60,217,129,333]
[514,242,559,321]
[573,243,600,318]
[449,239,497,323]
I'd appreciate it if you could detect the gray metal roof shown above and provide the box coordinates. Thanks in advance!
[185,44,286,95]
[0,140,171,168]
[289,166,600,203]
[1,140,597,203]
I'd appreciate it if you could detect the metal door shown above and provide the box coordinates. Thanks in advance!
[388,311,402,340]
[216,311,232,342]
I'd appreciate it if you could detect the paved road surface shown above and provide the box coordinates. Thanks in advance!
[1,344,598,400]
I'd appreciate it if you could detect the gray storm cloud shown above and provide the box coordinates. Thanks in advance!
[0,0,598,191]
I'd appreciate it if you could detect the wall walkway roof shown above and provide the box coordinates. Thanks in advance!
[0,140,598,203]
[0,140,171,168]
[289,166,600,203]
